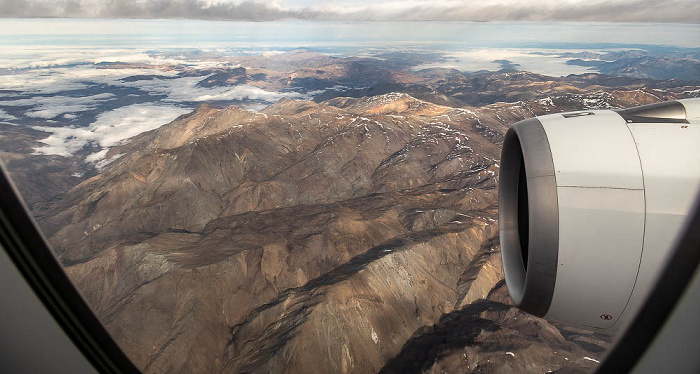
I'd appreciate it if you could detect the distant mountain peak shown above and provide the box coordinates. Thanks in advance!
[261,98,321,116]
[323,92,452,117]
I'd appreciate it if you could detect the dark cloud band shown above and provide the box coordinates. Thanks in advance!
[0,0,698,23]
[0,0,317,21]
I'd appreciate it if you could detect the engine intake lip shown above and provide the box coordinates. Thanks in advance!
[499,118,559,317]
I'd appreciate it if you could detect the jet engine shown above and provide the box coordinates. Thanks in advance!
[498,98,700,330]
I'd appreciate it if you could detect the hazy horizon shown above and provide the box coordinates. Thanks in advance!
[1,19,699,48]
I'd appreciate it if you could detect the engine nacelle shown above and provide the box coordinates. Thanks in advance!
[499,98,700,330]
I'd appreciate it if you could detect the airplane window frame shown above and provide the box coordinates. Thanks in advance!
[0,163,140,374]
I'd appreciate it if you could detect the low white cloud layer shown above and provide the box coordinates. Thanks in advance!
[0,45,220,71]
[0,71,90,96]
[0,0,698,23]
[1,93,116,119]
[0,64,137,95]
[32,103,190,159]
[413,49,600,77]
[118,75,303,102]
[0,45,299,108]
[0,108,17,121]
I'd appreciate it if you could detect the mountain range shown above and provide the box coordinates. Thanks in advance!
[25,84,695,373]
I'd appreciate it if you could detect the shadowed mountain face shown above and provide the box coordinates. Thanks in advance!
[33,89,674,373]
[380,281,612,374]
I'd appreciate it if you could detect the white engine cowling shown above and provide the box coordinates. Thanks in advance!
[498,98,700,330]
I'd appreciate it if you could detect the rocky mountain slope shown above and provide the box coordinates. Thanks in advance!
[32,88,686,373]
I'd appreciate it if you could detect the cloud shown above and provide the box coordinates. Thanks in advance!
[0,70,90,95]
[0,0,316,21]
[115,74,303,102]
[412,48,599,76]
[318,0,700,23]
[305,0,700,23]
[0,0,698,23]
[1,93,116,119]
[31,103,190,159]
[0,108,17,121]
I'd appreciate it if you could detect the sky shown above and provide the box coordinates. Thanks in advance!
[1,0,699,23]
